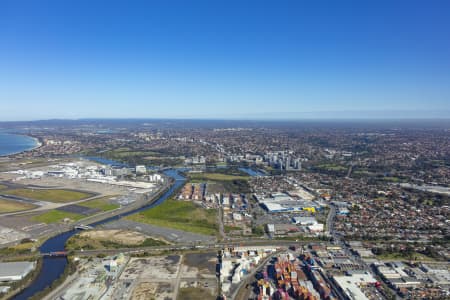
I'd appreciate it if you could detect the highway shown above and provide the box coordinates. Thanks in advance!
[70,239,325,257]
[325,204,336,234]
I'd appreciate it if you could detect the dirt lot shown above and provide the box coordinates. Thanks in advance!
[119,256,181,300]
[179,252,218,299]
[130,282,158,300]
[131,282,172,300]
[80,229,148,245]
[184,252,217,274]
[178,287,216,300]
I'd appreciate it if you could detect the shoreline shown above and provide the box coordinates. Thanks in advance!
[0,133,42,157]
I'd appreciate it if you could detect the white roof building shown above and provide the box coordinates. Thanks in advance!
[333,271,377,300]
[308,223,324,232]
[292,216,318,225]
[259,193,320,213]
[232,213,243,221]
[135,165,147,175]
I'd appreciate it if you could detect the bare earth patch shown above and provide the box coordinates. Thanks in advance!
[80,229,147,245]
[131,282,158,300]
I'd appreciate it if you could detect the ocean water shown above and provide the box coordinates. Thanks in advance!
[0,133,38,156]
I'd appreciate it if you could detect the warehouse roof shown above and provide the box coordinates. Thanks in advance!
[333,272,376,300]
[0,261,35,279]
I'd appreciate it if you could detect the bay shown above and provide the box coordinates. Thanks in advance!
[0,133,39,156]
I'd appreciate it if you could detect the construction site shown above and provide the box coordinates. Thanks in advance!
[48,252,218,300]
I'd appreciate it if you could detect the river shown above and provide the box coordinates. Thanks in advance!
[12,169,185,300]
[238,167,267,177]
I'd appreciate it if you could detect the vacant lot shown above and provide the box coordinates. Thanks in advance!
[4,188,92,203]
[79,196,119,211]
[178,287,216,300]
[187,171,251,193]
[189,172,248,182]
[0,199,37,213]
[66,229,166,250]
[0,241,38,256]
[127,199,218,236]
[32,210,84,223]
[184,252,217,273]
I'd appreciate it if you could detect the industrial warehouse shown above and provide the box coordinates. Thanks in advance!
[255,193,320,213]
[0,261,36,282]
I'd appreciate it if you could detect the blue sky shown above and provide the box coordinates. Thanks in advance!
[1,0,450,120]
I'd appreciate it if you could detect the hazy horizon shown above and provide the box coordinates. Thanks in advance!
[2,114,450,124]
[1,109,450,123]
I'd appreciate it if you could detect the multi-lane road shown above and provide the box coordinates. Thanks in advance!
[71,239,321,257]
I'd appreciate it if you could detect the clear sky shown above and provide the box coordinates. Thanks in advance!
[1,0,450,120]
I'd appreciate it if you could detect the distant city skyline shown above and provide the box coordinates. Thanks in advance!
[1,0,450,121]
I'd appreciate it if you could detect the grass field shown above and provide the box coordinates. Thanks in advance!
[353,170,372,176]
[97,148,183,167]
[188,172,249,182]
[0,184,7,190]
[0,199,37,213]
[79,196,119,211]
[104,148,162,158]
[0,241,38,256]
[5,188,92,203]
[127,199,218,236]
[224,225,242,233]
[32,210,84,223]
[382,176,401,182]
[376,252,435,261]
[188,172,251,194]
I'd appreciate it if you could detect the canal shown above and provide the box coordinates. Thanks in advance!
[12,169,185,300]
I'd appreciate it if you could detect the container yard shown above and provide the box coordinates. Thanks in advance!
[241,250,336,300]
